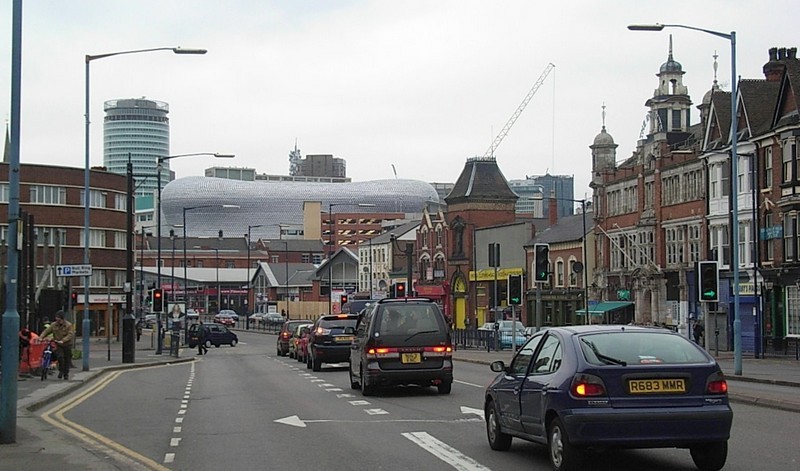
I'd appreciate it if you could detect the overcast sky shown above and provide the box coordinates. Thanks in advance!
[1,1,797,202]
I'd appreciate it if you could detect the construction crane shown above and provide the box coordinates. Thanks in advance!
[483,62,555,158]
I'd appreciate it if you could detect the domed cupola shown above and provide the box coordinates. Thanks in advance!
[644,35,692,137]
[591,104,618,184]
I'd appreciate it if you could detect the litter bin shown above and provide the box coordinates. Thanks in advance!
[170,330,180,357]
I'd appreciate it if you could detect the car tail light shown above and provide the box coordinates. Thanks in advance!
[570,373,607,397]
[366,346,399,359]
[423,345,453,357]
[281,332,290,339]
[706,371,728,394]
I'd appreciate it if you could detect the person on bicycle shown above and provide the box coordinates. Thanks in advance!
[39,310,74,380]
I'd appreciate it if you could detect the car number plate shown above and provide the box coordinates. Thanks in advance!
[401,353,421,364]
[628,378,686,394]
[335,336,354,343]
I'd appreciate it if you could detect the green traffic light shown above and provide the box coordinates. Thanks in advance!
[702,290,716,298]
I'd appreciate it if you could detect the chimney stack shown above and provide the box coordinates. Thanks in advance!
[763,47,786,82]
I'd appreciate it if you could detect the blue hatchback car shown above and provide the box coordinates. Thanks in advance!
[484,325,733,471]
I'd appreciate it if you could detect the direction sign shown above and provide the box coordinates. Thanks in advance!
[56,264,93,277]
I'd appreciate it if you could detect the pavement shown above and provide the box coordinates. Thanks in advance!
[0,328,798,469]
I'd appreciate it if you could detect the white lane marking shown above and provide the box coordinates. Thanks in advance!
[175,417,184,424]
[337,393,356,398]
[274,415,482,428]
[349,400,370,406]
[326,388,343,392]
[310,379,325,383]
[454,379,483,388]
[170,438,181,447]
[181,400,189,405]
[319,383,335,387]
[164,453,175,464]
[402,431,491,471]
[364,409,389,415]
[180,404,188,409]
[173,426,182,433]
[178,409,186,415]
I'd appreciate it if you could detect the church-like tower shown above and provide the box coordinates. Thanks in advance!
[644,35,693,138]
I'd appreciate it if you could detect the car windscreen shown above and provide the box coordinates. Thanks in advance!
[376,304,447,337]
[579,331,709,366]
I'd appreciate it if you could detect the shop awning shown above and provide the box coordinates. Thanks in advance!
[575,301,634,316]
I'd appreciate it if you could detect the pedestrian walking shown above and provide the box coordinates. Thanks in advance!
[39,310,74,380]
[693,320,705,345]
[197,321,208,355]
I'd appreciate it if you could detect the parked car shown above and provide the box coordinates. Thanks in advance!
[478,322,495,331]
[143,314,158,328]
[289,323,313,360]
[348,298,453,395]
[248,313,267,325]
[263,312,286,326]
[484,325,732,471]
[307,313,359,372]
[213,312,236,327]
[218,309,239,321]
[188,323,239,348]
[496,320,527,348]
[277,320,312,356]
[186,309,199,321]
[296,325,313,365]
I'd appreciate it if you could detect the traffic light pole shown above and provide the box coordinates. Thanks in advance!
[535,282,542,331]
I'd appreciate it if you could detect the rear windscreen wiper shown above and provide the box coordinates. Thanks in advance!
[581,338,627,366]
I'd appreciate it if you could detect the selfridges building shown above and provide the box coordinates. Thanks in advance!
[160,176,440,238]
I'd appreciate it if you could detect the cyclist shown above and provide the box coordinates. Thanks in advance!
[39,310,73,380]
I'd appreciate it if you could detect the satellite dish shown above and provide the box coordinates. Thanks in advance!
[572,261,584,274]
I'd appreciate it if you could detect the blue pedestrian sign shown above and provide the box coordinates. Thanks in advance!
[56,264,93,277]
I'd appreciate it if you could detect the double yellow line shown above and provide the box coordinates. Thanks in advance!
[41,365,176,471]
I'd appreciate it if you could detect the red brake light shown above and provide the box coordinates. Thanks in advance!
[706,371,728,394]
[570,373,607,397]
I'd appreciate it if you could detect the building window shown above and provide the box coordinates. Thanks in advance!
[556,259,564,287]
[0,184,8,203]
[115,193,127,211]
[688,225,701,263]
[302,254,310,263]
[80,229,106,248]
[271,256,279,263]
[665,226,685,266]
[784,213,796,262]
[226,261,235,269]
[738,221,749,267]
[313,254,323,264]
[783,139,795,184]
[29,185,66,205]
[786,286,800,337]
[764,147,773,189]
[79,189,107,208]
[436,227,443,248]
[115,231,126,249]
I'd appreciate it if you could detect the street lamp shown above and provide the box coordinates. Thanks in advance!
[628,23,742,374]
[83,46,206,370]
[246,224,263,329]
[327,203,375,314]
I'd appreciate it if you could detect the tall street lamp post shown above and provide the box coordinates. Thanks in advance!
[628,23,742,374]
[213,247,220,314]
[246,224,264,329]
[154,153,233,350]
[1,0,22,443]
[84,47,206,366]
[327,203,375,314]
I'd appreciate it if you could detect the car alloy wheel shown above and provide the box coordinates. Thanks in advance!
[486,400,511,451]
[548,417,582,471]
[690,441,728,471]
[230,339,237,347]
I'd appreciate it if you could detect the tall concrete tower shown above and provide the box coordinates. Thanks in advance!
[103,97,170,199]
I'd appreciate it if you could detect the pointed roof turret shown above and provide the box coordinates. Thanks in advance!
[444,157,518,205]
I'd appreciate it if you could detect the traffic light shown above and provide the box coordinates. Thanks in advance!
[71,291,78,304]
[534,243,550,282]
[340,294,349,306]
[395,282,406,298]
[152,288,164,312]
[508,274,523,305]
[698,261,719,302]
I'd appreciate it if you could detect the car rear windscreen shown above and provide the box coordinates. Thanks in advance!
[377,304,446,336]
[580,332,709,366]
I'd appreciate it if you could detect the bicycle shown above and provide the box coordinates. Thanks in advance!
[39,339,58,381]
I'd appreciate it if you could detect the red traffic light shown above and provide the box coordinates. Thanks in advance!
[395,282,406,297]
[71,291,78,301]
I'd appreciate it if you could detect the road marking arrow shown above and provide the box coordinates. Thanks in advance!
[460,406,483,417]
[274,415,482,428]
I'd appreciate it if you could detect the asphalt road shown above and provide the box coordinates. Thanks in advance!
[45,331,800,471]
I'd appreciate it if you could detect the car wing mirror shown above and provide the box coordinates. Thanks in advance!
[489,360,506,373]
